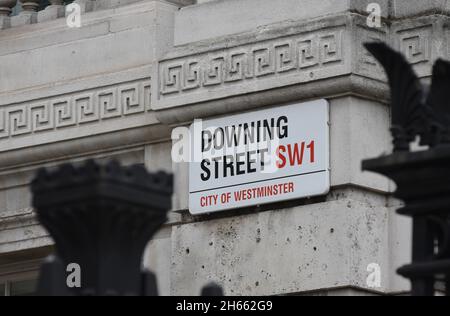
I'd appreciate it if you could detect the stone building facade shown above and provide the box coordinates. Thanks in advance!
[0,0,446,296]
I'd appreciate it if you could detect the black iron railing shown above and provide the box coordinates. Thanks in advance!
[363,42,450,296]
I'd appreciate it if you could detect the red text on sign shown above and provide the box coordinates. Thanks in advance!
[276,140,315,169]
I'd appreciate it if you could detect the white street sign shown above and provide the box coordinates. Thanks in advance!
[189,99,330,214]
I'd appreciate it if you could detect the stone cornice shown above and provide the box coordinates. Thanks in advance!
[2,11,448,166]
[153,12,450,124]
[0,64,173,169]
[0,208,35,231]
[153,13,389,124]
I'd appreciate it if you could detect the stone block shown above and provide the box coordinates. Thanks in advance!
[170,190,408,295]
[392,0,450,18]
[37,5,65,23]
[0,15,10,30]
[174,0,390,46]
[153,13,389,122]
[0,1,177,94]
[143,226,172,296]
[10,11,37,27]
[330,97,393,192]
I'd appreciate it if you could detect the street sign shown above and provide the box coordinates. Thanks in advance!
[189,99,330,214]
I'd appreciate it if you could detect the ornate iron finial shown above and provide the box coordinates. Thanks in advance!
[32,160,173,296]
[33,159,224,296]
[363,42,450,296]
[364,42,450,151]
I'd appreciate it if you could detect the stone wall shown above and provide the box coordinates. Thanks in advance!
[1,0,447,295]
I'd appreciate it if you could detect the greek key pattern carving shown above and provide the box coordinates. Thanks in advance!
[354,23,387,80]
[0,80,151,139]
[396,25,432,66]
[159,28,344,98]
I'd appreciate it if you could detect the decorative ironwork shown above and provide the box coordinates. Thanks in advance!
[364,42,450,151]
[363,42,450,296]
[32,160,223,296]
